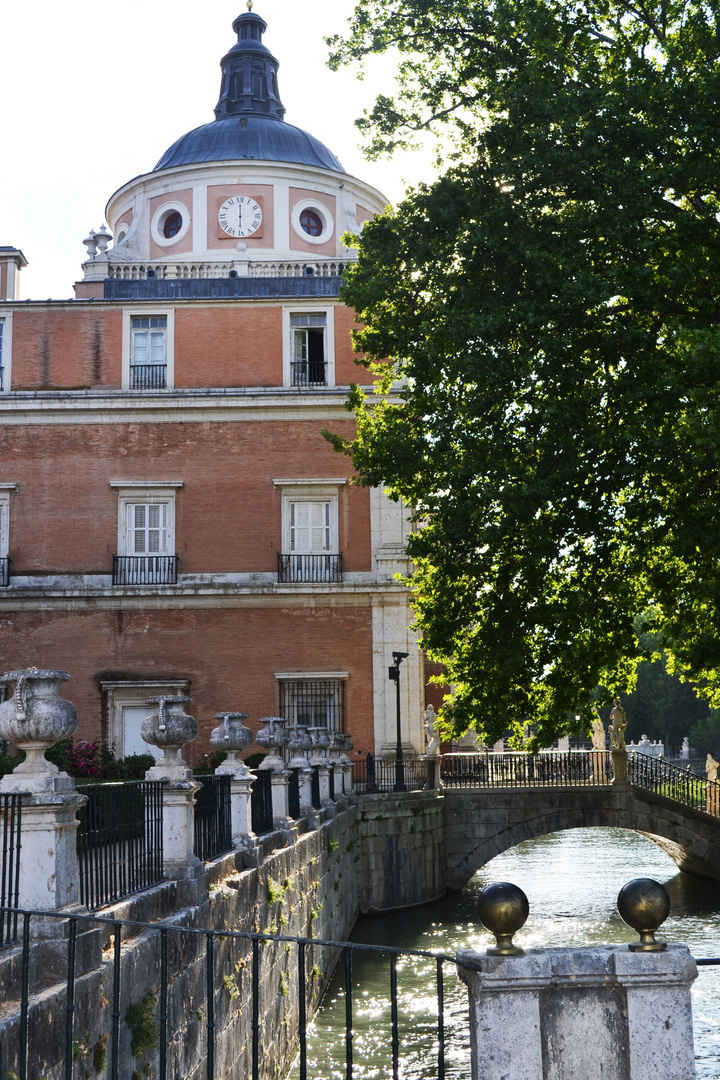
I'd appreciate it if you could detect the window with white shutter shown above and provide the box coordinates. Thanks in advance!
[289,500,332,553]
[283,308,335,387]
[0,322,4,391]
[123,310,174,390]
[112,483,180,586]
[0,496,8,559]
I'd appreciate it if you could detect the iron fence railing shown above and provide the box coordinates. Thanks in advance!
[289,768,301,818]
[279,680,345,730]
[193,775,233,862]
[354,755,435,794]
[311,765,321,809]
[1,907,461,1080]
[0,793,22,949]
[440,751,613,788]
[291,359,328,386]
[277,553,343,583]
[0,557,9,587]
[112,554,178,585]
[76,781,164,911]
[251,770,274,834]
[129,363,167,390]
[628,753,719,814]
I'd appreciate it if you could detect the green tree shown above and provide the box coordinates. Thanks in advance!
[328,0,720,747]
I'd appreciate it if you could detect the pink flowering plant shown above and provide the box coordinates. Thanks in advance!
[66,741,102,778]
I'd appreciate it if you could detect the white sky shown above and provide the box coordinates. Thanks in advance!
[0,0,437,300]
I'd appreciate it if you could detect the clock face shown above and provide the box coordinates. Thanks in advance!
[218,196,263,238]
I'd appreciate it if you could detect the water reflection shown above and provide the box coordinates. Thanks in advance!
[290,828,720,1079]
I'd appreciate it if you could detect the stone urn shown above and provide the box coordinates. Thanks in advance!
[0,668,78,784]
[210,712,253,774]
[338,732,354,765]
[142,695,197,769]
[287,724,312,769]
[256,716,290,771]
[328,730,347,758]
[308,726,331,765]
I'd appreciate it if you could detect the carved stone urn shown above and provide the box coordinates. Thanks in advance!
[142,695,197,772]
[287,724,313,769]
[210,712,253,775]
[0,668,78,788]
[256,716,289,771]
[308,726,331,765]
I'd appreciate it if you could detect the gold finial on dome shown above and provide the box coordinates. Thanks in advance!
[247,0,253,8]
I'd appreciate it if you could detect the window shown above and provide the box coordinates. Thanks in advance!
[111,482,181,585]
[300,209,323,237]
[0,314,11,393]
[123,309,174,390]
[278,677,346,731]
[162,212,183,239]
[0,490,10,587]
[274,479,344,582]
[290,313,327,386]
[101,679,188,760]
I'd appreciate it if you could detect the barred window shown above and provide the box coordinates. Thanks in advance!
[279,680,345,731]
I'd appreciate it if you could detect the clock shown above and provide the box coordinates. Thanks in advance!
[218,195,263,238]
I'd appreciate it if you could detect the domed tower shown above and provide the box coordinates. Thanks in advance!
[78,7,387,297]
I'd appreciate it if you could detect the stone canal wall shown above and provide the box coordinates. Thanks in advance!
[0,807,361,1080]
[355,790,446,912]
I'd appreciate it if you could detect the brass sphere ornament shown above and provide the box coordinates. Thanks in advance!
[477,882,529,956]
[617,878,671,952]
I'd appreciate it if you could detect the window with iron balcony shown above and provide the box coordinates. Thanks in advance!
[277,498,342,582]
[130,316,168,390]
[111,483,181,586]
[291,313,327,387]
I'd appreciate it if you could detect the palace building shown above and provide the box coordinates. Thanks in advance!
[0,8,426,765]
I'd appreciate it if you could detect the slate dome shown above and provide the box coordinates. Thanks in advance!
[154,115,345,174]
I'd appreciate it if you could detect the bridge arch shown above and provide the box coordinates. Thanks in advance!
[443,786,720,891]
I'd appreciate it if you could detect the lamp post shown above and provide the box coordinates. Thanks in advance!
[389,650,409,792]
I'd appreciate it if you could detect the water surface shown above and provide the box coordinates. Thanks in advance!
[291,828,720,1078]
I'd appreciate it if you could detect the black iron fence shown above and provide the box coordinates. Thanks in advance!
[0,794,21,949]
[277,553,343,583]
[291,359,328,386]
[112,554,178,586]
[77,781,165,911]
[130,363,168,390]
[354,755,435,794]
[193,775,233,862]
[628,753,718,814]
[289,768,301,818]
[1,907,460,1080]
[440,751,613,788]
[0,557,9,587]
[311,765,321,809]
[251,770,274,835]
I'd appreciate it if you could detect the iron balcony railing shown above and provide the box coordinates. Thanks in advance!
[129,363,167,390]
[76,781,164,911]
[250,770,274,835]
[628,753,720,815]
[440,751,613,788]
[277,552,343,583]
[354,754,436,794]
[0,794,22,949]
[112,554,178,586]
[193,775,233,862]
[291,360,328,387]
[0,557,9,587]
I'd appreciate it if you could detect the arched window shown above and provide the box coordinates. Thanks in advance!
[300,209,323,237]
[162,211,183,239]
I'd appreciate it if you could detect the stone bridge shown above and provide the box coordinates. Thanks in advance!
[443,781,720,890]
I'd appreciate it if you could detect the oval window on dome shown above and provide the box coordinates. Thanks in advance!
[300,209,323,237]
[163,211,183,239]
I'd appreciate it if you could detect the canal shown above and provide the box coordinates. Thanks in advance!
[291,828,720,1078]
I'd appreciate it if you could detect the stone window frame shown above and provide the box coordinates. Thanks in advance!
[121,306,175,391]
[100,678,190,761]
[0,311,12,393]
[150,200,191,249]
[282,304,335,388]
[290,199,334,246]
[275,671,348,731]
[109,481,183,558]
[273,478,346,556]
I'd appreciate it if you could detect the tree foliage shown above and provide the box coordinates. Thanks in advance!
[328,0,720,747]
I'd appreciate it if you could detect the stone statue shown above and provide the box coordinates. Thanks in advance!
[608,698,627,750]
[591,709,605,751]
[706,755,719,782]
[423,704,441,756]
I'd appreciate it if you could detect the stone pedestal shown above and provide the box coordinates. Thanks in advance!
[457,943,697,1080]
[425,754,442,790]
[217,766,258,862]
[314,763,333,814]
[612,747,630,787]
